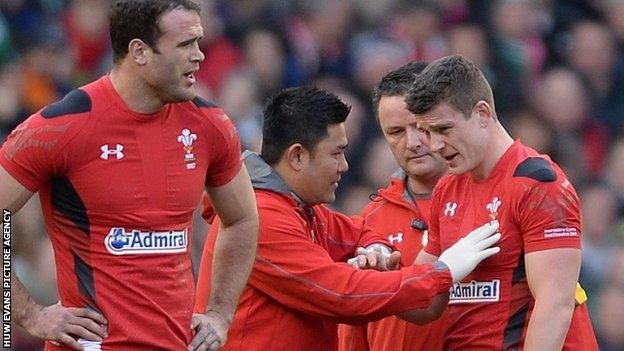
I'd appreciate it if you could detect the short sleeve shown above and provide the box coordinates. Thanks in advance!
[0,114,81,191]
[204,110,243,187]
[517,176,582,253]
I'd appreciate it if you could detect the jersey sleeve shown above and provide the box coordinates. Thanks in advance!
[0,113,84,191]
[319,206,393,262]
[203,108,243,187]
[422,182,443,257]
[516,175,582,253]
[246,201,452,322]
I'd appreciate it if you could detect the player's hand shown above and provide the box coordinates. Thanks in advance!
[438,221,501,283]
[348,245,401,271]
[23,302,108,350]
[188,311,230,351]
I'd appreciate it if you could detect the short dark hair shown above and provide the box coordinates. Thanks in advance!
[372,61,428,112]
[109,0,201,63]
[261,87,351,165]
[406,55,496,119]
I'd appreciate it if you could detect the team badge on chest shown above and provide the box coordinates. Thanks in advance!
[177,128,197,169]
[486,196,501,220]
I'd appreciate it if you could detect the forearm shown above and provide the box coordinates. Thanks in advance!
[524,299,574,350]
[398,292,448,324]
[253,258,451,321]
[206,218,258,321]
[11,269,43,329]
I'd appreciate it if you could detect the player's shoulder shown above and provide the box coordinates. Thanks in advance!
[508,145,577,196]
[179,96,234,135]
[512,156,558,183]
[191,95,219,109]
[15,85,96,138]
[180,96,224,122]
[40,88,93,119]
[508,144,565,185]
[38,76,112,121]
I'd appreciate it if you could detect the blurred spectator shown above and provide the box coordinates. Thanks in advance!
[359,136,398,190]
[534,67,609,182]
[19,41,62,113]
[387,1,446,63]
[218,69,263,152]
[489,0,547,115]
[0,11,17,65]
[283,0,354,85]
[242,28,286,96]
[349,32,410,97]
[506,108,552,153]
[567,20,624,135]
[195,0,242,95]
[595,283,624,351]
[63,0,110,79]
[578,183,619,312]
[604,138,624,218]
[0,60,26,140]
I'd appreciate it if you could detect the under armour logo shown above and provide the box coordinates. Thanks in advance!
[100,144,124,160]
[444,202,458,216]
[388,233,403,244]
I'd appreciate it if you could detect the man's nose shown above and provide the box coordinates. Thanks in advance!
[338,154,349,173]
[406,128,425,150]
[192,42,205,62]
[428,133,445,152]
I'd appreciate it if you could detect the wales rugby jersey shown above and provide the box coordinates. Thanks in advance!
[423,140,598,350]
[0,76,242,350]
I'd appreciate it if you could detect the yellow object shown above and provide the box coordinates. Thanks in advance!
[575,282,587,305]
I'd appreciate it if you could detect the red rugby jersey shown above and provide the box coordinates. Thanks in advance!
[338,170,447,351]
[424,140,598,350]
[0,76,242,350]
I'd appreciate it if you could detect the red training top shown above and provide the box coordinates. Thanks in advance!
[195,152,453,351]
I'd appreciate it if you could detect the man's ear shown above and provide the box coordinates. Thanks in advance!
[284,143,309,171]
[128,39,150,65]
[473,100,494,127]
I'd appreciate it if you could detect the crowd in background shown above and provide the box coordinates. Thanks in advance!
[1,0,623,349]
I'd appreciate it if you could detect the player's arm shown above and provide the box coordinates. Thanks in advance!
[325,211,400,271]
[250,207,497,322]
[516,164,585,350]
[0,164,33,211]
[2,165,108,350]
[524,248,579,350]
[190,165,259,351]
[397,249,448,324]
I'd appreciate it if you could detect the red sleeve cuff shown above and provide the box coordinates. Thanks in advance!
[524,239,581,254]
[206,159,243,188]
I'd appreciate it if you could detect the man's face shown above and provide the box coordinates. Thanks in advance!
[299,123,349,205]
[144,9,205,102]
[378,95,447,180]
[416,101,487,175]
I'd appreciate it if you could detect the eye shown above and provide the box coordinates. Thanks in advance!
[438,127,452,134]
